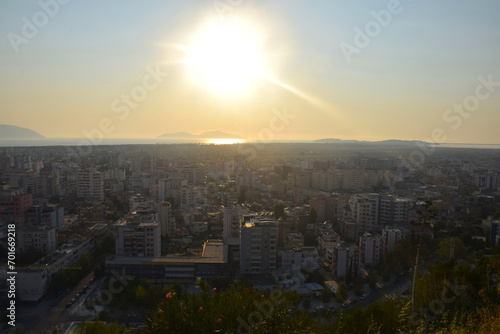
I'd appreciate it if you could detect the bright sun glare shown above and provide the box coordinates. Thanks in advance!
[187,21,265,96]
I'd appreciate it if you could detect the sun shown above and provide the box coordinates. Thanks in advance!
[187,20,265,96]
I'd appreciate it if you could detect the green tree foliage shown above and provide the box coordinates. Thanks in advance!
[135,285,148,305]
[49,254,95,292]
[367,272,378,292]
[208,276,232,291]
[338,282,348,300]
[436,237,467,261]
[147,280,316,333]
[106,211,120,221]
[76,321,123,334]
[353,277,364,297]
[384,238,414,275]
[411,254,500,322]
[329,298,407,334]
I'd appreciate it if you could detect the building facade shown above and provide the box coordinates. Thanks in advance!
[240,216,278,278]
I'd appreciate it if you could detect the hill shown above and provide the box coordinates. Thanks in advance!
[315,138,431,145]
[0,124,45,139]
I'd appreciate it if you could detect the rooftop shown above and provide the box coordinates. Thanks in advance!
[107,239,226,265]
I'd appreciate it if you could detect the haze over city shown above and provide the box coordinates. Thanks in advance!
[2,1,500,334]
[1,0,500,143]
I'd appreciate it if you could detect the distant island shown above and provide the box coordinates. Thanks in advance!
[0,124,45,139]
[158,130,241,139]
[314,138,433,145]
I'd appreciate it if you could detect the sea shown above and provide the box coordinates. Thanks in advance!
[0,138,499,149]
[0,138,242,147]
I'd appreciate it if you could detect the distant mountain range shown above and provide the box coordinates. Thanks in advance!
[314,138,433,145]
[158,130,241,139]
[0,124,45,139]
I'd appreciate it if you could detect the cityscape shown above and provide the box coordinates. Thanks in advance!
[1,1,500,334]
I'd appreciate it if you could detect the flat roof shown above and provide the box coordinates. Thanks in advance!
[107,240,226,265]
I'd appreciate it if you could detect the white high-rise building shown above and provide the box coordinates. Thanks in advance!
[115,210,161,257]
[156,201,172,237]
[382,226,409,253]
[223,206,249,241]
[359,232,383,266]
[240,216,278,278]
[348,194,413,234]
[18,225,57,254]
[331,243,359,278]
[76,169,104,200]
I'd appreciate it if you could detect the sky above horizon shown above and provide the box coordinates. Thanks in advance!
[1,0,499,144]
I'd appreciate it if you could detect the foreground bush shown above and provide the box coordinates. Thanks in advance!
[147,280,316,333]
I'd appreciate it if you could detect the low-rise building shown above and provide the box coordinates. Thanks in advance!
[18,225,57,254]
[240,216,278,278]
[279,246,318,271]
[359,232,383,266]
[331,243,359,278]
[105,240,227,283]
[114,208,161,257]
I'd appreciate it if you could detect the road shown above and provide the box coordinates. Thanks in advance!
[308,274,413,316]
[18,271,94,334]
[351,275,412,309]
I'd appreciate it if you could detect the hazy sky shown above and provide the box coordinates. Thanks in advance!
[1,0,499,143]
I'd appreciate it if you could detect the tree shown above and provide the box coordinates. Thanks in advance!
[148,280,316,333]
[306,269,326,285]
[106,212,120,221]
[354,284,364,297]
[411,200,436,314]
[135,285,148,305]
[436,237,466,260]
[338,282,348,300]
[76,321,123,334]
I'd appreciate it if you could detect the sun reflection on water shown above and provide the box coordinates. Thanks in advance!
[206,138,245,145]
